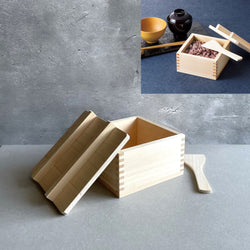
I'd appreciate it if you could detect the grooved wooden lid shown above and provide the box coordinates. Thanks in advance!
[209,24,250,53]
[32,110,129,215]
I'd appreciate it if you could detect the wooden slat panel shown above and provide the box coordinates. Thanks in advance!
[46,127,129,214]
[32,111,129,214]
[36,116,109,191]
[32,111,96,184]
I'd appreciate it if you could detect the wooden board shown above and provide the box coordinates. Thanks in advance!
[32,111,129,215]
[209,24,250,53]
[141,22,209,58]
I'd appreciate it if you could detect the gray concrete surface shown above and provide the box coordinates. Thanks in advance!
[1,144,250,250]
[1,0,250,144]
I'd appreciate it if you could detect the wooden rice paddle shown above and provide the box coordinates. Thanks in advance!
[202,40,243,61]
[184,154,212,194]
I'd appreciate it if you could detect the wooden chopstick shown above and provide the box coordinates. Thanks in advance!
[141,41,185,51]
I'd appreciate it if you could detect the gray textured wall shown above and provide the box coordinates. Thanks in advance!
[0,0,250,144]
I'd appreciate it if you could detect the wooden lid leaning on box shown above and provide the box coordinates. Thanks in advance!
[32,110,130,215]
[209,24,250,53]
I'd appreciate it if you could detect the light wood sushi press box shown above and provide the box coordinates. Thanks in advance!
[177,33,230,80]
[177,25,250,80]
[32,111,185,214]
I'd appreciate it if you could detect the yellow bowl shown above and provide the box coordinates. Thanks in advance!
[141,17,167,44]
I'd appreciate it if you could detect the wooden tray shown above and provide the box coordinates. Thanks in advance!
[141,22,209,58]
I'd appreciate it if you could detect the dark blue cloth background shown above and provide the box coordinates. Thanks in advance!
[141,0,250,93]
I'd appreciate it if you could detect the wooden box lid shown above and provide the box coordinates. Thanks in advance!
[32,111,130,215]
[209,24,250,53]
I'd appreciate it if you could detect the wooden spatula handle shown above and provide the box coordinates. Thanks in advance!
[220,49,243,61]
[192,161,212,193]
[184,154,212,193]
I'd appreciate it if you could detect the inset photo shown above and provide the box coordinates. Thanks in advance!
[141,0,250,93]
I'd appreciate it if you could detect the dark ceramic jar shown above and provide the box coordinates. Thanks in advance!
[167,9,192,40]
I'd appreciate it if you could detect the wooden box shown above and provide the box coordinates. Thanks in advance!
[99,116,185,198]
[32,111,185,214]
[176,33,230,80]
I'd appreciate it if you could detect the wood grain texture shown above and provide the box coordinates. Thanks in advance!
[141,41,185,55]
[177,33,230,80]
[202,40,243,61]
[184,154,212,194]
[141,41,185,50]
[32,111,129,215]
[209,24,250,53]
[33,112,186,212]
[99,116,185,198]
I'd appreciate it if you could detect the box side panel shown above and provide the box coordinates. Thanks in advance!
[120,134,185,197]
[119,171,184,198]
[137,118,176,145]
[98,154,120,197]
[177,53,216,80]
[111,117,137,148]
[216,42,230,79]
